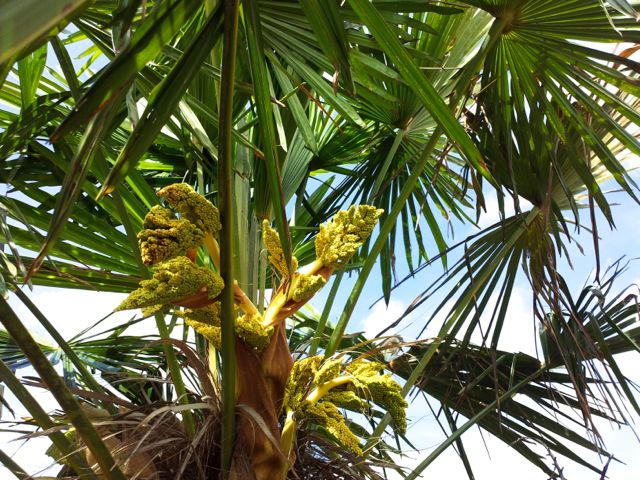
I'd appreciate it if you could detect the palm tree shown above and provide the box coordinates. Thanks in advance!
[0,0,639,478]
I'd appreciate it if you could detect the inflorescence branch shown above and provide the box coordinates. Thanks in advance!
[279,354,407,474]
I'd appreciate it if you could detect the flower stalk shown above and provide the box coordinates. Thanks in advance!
[305,375,354,405]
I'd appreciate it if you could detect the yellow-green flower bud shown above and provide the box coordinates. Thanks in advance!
[322,390,368,412]
[181,302,221,325]
[315,205,383,269]
[157,183,221,234]
[262,220,298,276]
[284,355,323,410]
[181,305,272,350]
[300,401,362,456]
[138,206,204,265]
[236,312,273,350]
[116,257,224,312]
[186,318,221,347]
[142,204,174,230]
[291,273,326,303]
[313,357,343,387]
[346,360,407,434]
[179,304,222,346]
[284,354,408,442]
[141,304,168,317]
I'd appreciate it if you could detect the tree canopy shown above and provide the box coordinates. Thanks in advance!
[0,1,640,479]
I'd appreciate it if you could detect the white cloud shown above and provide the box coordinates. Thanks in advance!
[470,286,538,356]
[406,286,537,355]
[7,286,161,342]
[361,299,406,339]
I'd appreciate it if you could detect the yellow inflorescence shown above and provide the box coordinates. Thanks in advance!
[322,390,367,412]
[236,312,273,350]
[180,303,222,347]
[313,357,343,387]
[315,205,384,269]
[283,354,407,455]
[182,302,222,324]
[116,257,224,313]
[138,206,204,265]
[300,401,362,456]
[283,355,323,409]
[121,185,387,374]
[262,220,298,276]
[345,359,407,434]
[186,319,221,347]
[180,304,272,350]
[157,183,221,234]
[291,273,326,303]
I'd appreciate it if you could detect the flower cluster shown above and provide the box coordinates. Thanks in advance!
[118,184,278,350]
[236,312,273,350]
[262,220,298,276]
[119,186,384,356]
[345,359,407,433]
[157,183,221,234]
[180,305,273,350]
[291,273,326,303]
[138,206,204,265]
[180,303,222,346]
[315,205,384,269]
[262,205,383,329]
[137,184,220,268]
[282,355,407,455]
[116,256,223,316]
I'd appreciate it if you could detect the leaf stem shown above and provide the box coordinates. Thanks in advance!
[279,408,297,480]
[309,269,344,356]
[204,232,221,270]
[234,281,260,316]
[0,297,126,480]
[206,233,260,316]
[0,359,96,479]
[219,0,241,475]
[263,292,288,327]
[12,288,114,412]
[154,313,195,436]
[0,447,28,480]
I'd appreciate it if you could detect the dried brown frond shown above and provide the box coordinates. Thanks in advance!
[44,398,226,480]
[288,429,398,480]
[44,391,284,480]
